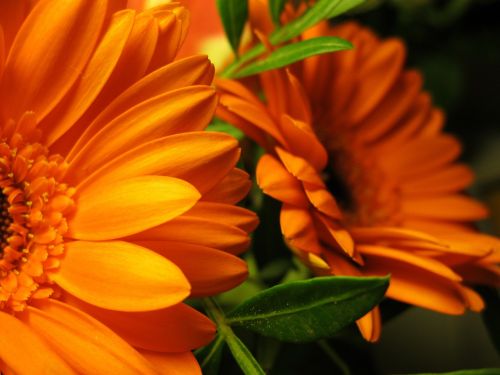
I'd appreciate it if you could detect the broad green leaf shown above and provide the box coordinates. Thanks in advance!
[233,36,352,78]
[414,369,500,375]
[195,335,225,375]
[226,276,389,342]
[269,0,287,25]
[216,0,248,55]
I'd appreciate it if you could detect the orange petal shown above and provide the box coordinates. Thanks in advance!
[130,216,250,254]
[346,38,405,123]
[141,351,201,375]
[402,195,488,221]
[1,0,107,122]
[78,132,239,195]
[256,154,309,207]
[358,245,462,281]
[279,114,327,171]
[69,176,200,240]
[0,1,29,53]
[356,307,381,343]
[52,240,190,311]
[380,134,461,178]
[22,300,157,374]
[0,310,74,375]
[400,164,474,196]
[203,168,252,204]
[56,55,214,156]
[313,212,356,259]
[40,10,136,146]
[68,297,215,352]
[361,250,469,314]
[67,86,217,181]
[135,240,248,296]
[357,70,422,141]
[184,202,258,232]
[219,95,286,145]
[280,204,323,254]
[276,147,325,186]
[303,182,342,220]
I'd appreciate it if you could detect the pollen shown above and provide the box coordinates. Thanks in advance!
[0,116,75,312]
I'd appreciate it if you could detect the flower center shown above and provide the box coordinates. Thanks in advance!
[321,134,402,228]
[0,191,13,251]
[0,115,75,312]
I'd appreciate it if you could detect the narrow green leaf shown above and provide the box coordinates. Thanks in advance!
[226,276,389,342]
[224,331,266,375]
[269,0,287,25]
[203,298,265,375]
[216,0,248,55]
[221,0,365,77]
[271,0,364,44]
[233,36,352,78]
[195,335,225,375]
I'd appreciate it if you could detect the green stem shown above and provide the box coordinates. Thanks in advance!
[317,340,350,375]
[203,298,266,375]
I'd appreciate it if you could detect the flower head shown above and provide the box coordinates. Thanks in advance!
[0,0,256,373]
[217,20,499,341]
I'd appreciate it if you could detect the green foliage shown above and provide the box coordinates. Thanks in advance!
[226,276,389,342]
[269,0,287,25]
[222,0,366,77]
[233,36,352,78]
[216,0,248,55]
[195,335,225,375]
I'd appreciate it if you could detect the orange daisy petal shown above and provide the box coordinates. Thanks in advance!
[184,202,259,232]
[257,154,309,207]
[52,241,190,311]
[140,350,201,375]
[131,216,251,255]
[69,176,200,240]
[78,132,239,195]
[135,240,248,296]
[402,195,489,221]
[22,300,157,374]
[1,0,107,122]
[202,168,252,204]
[0,310,74,374]
[68,297,215,352]
[67,86,217,181]
[40,10,136,146]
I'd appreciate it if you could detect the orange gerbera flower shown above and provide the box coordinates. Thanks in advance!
[217,20,499,341]
[0,0,256,373]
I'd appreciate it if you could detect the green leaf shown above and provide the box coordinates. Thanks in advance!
[203,298,265,375]
[233,36,352,78]
[194,335,225,375]
[216,0,248,55]
[226,276,389,342]
[224,330,265,375]
[271,0,364,44]
[269,0,287,25]
[412,369,500,375]
[221,0,365,77]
